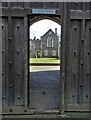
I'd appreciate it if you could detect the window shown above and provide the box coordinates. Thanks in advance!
[52,50,56,56]
[47,37,53,47]
[44,50,48,56]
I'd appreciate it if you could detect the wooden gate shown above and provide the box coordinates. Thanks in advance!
[1,2,91,118]
[61,3,91,112]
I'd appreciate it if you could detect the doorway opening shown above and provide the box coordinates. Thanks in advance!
[28,15,61,112]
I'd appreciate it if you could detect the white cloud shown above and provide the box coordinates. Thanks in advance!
[29,19,61,39]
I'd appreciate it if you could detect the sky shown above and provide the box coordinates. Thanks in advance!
[29,19,61,39]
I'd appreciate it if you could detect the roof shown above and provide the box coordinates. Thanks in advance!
[41,29,58,38]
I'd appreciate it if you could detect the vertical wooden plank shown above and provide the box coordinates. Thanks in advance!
[8,15,14,106]
[70,2,76,10]
[89,2,91,10]
[50,2,57,9]
[68,20,81,104]
[60,2,68,113]
[34,2,42,8]
[31,2,38,9]
[78,18,85,104]
[8,2,13,8]
[20,18,25,106]
[17,2,24,8]
[85,2,90,10]
[76,2,82,10]
[24,16,29,108]
[63,2,72,111]
[2,18,9,106]
[0,2,2,116]
[2,2,8,7]
[24,2,30,9]
[8,4,14,106]
[70,2,82,10]
[61,3,71,111]
[81,2,86,11]
[12,2,18,8]
[89,21,91,107]
[41,2,47,9]
[29,2,33,9]
[82,20,90,103]
[13,18,24,106]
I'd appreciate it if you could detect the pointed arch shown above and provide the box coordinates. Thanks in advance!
[29,15,61,26]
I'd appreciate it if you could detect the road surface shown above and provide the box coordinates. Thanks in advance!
[29,65,60,110]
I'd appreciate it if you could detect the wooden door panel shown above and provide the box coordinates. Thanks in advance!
[13,18,25,106]
[2,18,9,106]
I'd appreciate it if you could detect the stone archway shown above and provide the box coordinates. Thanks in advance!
[29,15,61,110]
[29,15,61,26]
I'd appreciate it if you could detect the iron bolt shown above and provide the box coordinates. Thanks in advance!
[82,38,84,43]
[80,85,83,87]
[2,24,4,28]
[74,26,77,30]
[9,37,12,41]
[2,50,5,54]
[18,96,20,99]
[9,84,12,88]
[88,51,90,55]
[3,96,6,99]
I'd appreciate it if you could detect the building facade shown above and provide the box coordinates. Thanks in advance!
[41,28,59,58]
[30,28,60,58]
[30,37,41,58]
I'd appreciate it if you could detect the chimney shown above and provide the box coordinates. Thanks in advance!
[34,36,36,40]
[55,28,57,34]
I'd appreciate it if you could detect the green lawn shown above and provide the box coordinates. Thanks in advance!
[30,58,60,64]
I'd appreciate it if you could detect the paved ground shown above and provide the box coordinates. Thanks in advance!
[29,66,60,110]
[29,66,60,72]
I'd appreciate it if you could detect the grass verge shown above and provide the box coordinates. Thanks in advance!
[30,58,60,64]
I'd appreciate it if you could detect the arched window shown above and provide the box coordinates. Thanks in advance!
[44,50,48,56]
[52,50,56,56]
[47,37,53,47]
